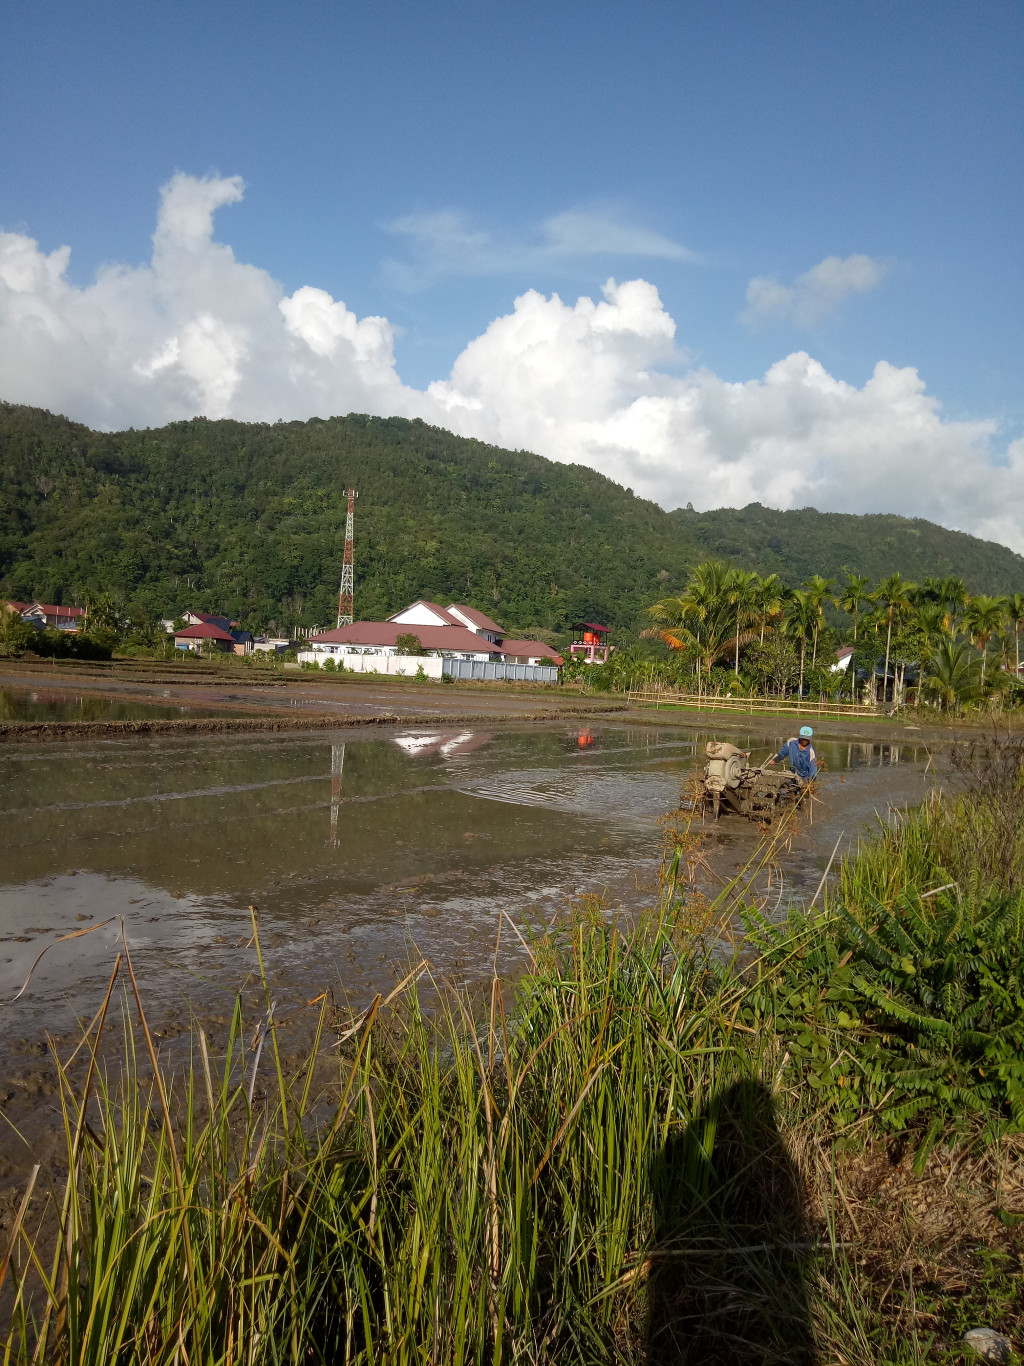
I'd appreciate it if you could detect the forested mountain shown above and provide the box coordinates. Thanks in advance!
[675,504,1024,591]
[2,401,1023,634]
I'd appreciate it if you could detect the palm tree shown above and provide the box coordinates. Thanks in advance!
[918,575,946,605]
[785,590,818,698]
[939,577,969,632]
[646,560,735,696]
[921,638,984,713]
[802,575,836,668]
[963,594,1008,688]
[873,573,917,707]
[1007,593,1024,679]
[753,573,785,644]
[839,574,871,643]
[726,568,760,676]
[910,602,950,703]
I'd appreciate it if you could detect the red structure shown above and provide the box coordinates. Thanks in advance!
[336,488,358,627]
[569,622,611,664]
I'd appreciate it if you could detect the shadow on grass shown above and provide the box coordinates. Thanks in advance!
[648,1079,815,1365]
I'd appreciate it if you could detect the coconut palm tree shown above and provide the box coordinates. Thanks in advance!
[963,594,1008,688]
[873,573,917,707]
[801,575,836,668]
[839,574,872,643]
[921,638,984,713]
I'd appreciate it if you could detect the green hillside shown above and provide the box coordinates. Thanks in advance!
[2,401,1022,634]
[676,503,1024,592]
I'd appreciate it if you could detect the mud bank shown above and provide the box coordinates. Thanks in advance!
[0,704,629,742]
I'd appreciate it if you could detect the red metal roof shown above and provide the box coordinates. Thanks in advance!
[575,622,609,633]
[174,622,235,641]
[34,603,85,617]
[311,621,498,653]
[499,639,563,664]
[5,601,31,613]
[448,603,504,634]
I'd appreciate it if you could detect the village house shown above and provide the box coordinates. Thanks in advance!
[299,600,563,681]
[5,600,86,631]
[169,611,253,655]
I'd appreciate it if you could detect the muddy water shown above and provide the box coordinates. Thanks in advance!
[0,722,936,1191]
[0,685,229,722]
[1,723,934,1033]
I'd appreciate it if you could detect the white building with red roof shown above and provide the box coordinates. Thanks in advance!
[298,599,562,679]
[10,601,86,631]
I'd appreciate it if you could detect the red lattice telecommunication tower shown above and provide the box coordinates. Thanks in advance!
[336,488,358,627]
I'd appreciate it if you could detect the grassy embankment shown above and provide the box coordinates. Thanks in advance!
[2,741,1023,1363]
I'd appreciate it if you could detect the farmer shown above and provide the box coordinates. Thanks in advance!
[766,726,818,783]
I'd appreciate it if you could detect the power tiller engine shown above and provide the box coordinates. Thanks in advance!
[699,741,803,821]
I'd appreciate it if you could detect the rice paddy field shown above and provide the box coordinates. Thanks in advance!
[1,729,1022,1362]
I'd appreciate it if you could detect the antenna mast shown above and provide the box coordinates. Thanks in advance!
[336,488,358,627]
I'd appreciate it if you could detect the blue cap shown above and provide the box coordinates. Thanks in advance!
[799,726,813,738]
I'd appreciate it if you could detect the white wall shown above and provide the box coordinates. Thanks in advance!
[297,650,444,678]
[389,603,450,627]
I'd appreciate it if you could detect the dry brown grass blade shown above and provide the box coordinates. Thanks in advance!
[1,917,119,1007]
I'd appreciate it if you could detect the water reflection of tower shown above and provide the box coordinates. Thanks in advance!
[329,743,345,848]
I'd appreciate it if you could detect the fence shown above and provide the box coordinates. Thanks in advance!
[442,659,559,684]
[626,687,880,719]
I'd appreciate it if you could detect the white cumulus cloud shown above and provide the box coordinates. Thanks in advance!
[1,176,1022,552]
[742,253,888,328]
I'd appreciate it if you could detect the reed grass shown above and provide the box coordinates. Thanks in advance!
[3,738,1024,1363]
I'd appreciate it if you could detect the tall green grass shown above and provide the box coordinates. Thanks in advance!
[4,737,1024,1363]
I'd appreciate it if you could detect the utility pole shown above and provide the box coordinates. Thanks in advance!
[336,488,358,627]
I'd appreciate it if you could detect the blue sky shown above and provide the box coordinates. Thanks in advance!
[2,0,1023,540]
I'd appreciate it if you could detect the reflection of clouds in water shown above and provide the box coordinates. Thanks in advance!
[0,873,243,1015]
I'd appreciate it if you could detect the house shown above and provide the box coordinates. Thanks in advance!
[495,639,563,667]
[9,601,86,631]
[165,610,252,655]
[173,622,236,654]
[183,610,234,630]
[304,620,498,670]
[388,600,506,645]
[299,599,562,680]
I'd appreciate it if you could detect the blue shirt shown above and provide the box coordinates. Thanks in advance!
[775,737,818,781]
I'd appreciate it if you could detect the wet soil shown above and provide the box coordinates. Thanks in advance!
[0,719,939,1204]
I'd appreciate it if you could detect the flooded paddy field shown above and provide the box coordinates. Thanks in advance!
[0,685,237,723]
[0,721,935,1190]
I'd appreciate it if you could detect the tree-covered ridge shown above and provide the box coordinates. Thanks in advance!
[674,502,1024,591]
[2,401,1023,636]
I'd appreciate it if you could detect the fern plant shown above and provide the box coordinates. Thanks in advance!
[742,887,1024,1156]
